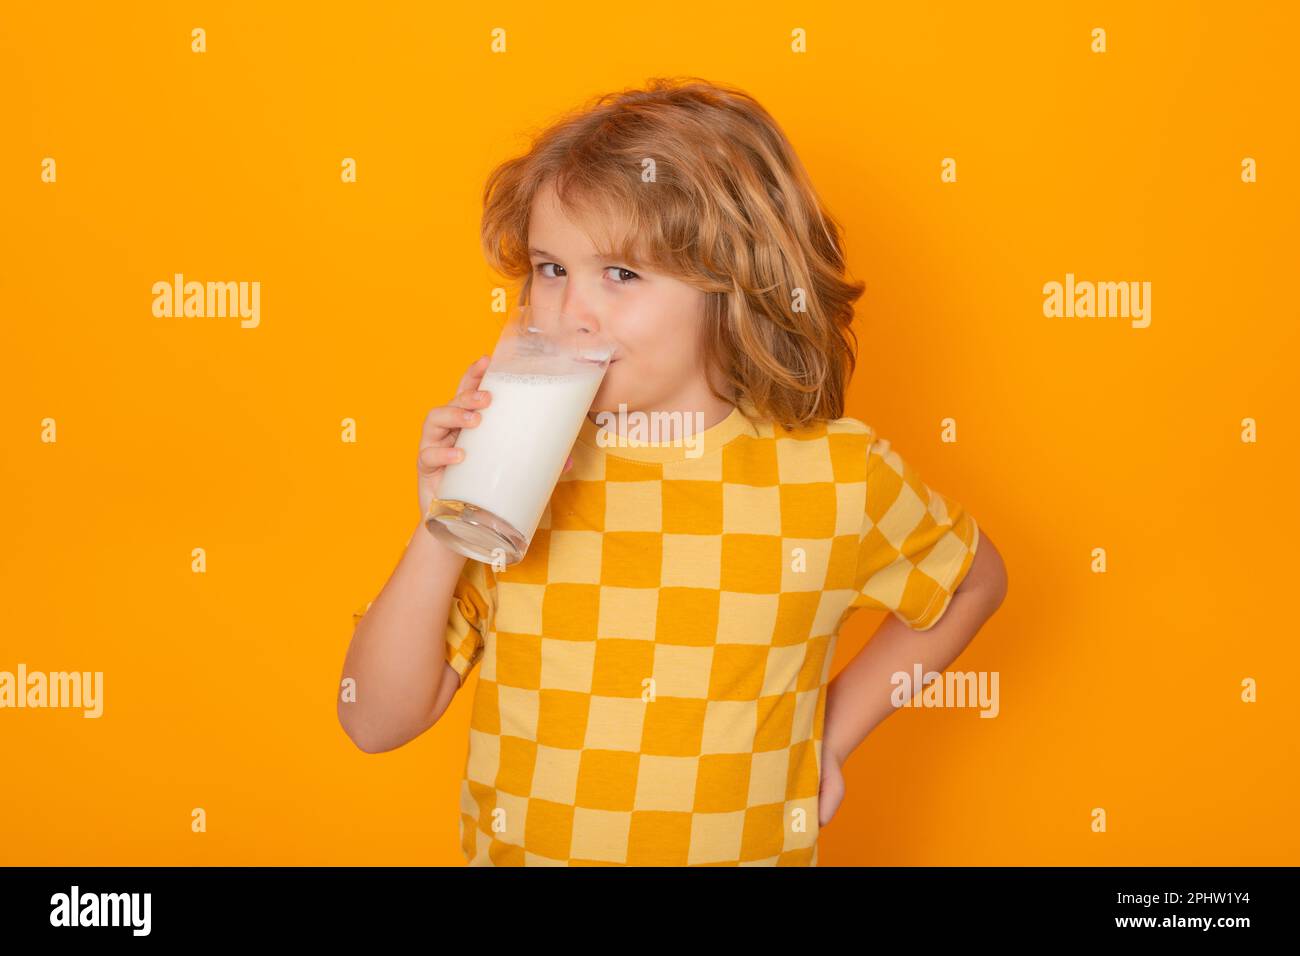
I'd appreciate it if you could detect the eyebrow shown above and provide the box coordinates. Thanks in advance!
[529,246,642,265]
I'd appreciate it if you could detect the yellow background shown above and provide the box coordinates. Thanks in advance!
[2,1,1296,865]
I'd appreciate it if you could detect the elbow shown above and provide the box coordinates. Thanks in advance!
[969,531,1008,613]
[338,699,430,754]
[342,724,395,755]
[986,549,1008,612]
[337,702,388,754]
[342,726,376,754]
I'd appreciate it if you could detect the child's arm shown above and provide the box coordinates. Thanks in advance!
[822,531,1008,775]
[337,521,470,753]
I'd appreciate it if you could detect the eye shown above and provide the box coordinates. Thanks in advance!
[605,266,639,283]
[535,262,565,279]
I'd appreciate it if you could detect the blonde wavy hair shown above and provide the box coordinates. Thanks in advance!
[480,76,865,431]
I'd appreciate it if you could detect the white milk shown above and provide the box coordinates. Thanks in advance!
[437,368,605,541]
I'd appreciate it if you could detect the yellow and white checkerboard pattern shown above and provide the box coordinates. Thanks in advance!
[354,401,979,865]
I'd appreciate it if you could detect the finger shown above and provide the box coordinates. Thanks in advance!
[423,358,492,447]
[562,454,574,473]
[417,444,465,474]
[452,385,492,410]
[433,404,482,431]
[420,391,489,447]
[453,355,492,398]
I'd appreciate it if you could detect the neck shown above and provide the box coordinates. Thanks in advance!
[586,394,735,441]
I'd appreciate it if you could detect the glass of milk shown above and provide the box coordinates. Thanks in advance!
[425,303,615,567]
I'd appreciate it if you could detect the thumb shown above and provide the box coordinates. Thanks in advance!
[562,454,574,473]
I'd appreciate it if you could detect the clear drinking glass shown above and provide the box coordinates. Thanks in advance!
[425,303,615,567]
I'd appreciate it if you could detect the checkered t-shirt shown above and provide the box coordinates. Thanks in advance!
[354,399,980,865]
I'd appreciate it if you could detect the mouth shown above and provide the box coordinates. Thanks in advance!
[576,345,620,366]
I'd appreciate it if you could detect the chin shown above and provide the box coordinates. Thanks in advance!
[590,367,628,411]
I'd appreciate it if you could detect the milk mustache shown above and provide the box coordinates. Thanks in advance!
[436,367,605,544]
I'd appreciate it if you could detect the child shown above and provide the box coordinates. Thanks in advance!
[340,77,1007,866]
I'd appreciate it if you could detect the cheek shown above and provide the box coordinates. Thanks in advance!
[607,300,703,378]
[618,317,693,366]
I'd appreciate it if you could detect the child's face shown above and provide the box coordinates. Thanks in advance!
[526,180,713,416]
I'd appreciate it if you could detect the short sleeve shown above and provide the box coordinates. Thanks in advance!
[847,427,980,631]
[442,558,494,686]
[350,559,494,688]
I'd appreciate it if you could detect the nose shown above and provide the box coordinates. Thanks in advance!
[558,288,600,333]
[556,292,603,335]
[552,298,614,361]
